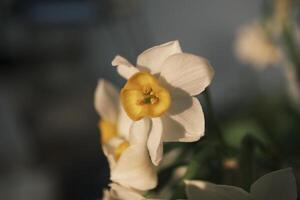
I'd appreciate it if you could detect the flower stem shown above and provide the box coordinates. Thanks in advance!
[239,135,255,190]
[281,24,300,77]
[203,88,226,147]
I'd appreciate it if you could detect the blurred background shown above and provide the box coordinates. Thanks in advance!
[0,0,298,199]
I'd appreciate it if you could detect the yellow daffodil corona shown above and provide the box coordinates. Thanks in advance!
[121,72,171,121]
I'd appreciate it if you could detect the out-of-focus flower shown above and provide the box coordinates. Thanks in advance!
[112,40,214,165]
[95,79,157,190]
[185,168,297,200]
[103,183,145,200]
[234,22,281,68]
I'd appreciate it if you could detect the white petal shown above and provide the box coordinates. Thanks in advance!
[111,144,157,191]
[107,183,145,200]
[102,145,117,170]
[102,189,111,200]
[112,55,139,79]
[147,118,164,166]
[117,105,133,140]
[111,119,156,191]
[137,40,182,75]
[166,97,205,142]
[129,118,151,145]
[104,137,126,170]
[185,180,251,200]
[250,168,297,200]
[160,53,214,96]
[161,114,186,142]
[94,79,119,123]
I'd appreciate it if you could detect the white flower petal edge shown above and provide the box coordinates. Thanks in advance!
[166,97,205,142]
[137,40,182,75]
[105,151,117,171]
[147,118,164,166]
[94,79,119,169]
[184,180,251,200]
[103,183,145,200]
[112,55,139,79]
[250,168,297,200]
[94,79,119,123]
[117,105,133,139]
[129,118,151,145]
[160,53,214,96]
[111,119,157,190]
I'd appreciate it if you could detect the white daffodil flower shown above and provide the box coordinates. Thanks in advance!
[185,168,297,200]
[95,79,157,191]
[103,183,145,200]
[112,40,214,165]
[234,22,281,68]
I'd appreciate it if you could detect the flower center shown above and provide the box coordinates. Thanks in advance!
[114,141,129,160]
[99,120,117,144]
[138,87,159,105]
[121,72,171,121]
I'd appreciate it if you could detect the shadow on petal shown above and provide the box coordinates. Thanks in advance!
[159,76,193,115]
[161,115,186,142]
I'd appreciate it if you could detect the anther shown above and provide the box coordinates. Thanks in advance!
[143,87,152,95]
[150,96,159,104]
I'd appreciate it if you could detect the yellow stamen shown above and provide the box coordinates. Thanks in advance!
[121,72,171,121]
[150,96,159,104]
[114,141,129,160]
[143,86,152,95]
[99,120,117,144]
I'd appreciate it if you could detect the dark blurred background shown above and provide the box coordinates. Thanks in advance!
[0,0,289,199]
